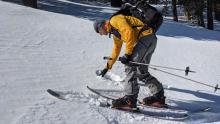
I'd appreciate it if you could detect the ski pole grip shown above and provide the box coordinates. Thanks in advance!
[185,66,196,76]
[185,66,190,76]
[103,56,113,60]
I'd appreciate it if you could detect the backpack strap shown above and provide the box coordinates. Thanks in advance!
[108,6,149,40]
[108,8,125,40]
[109,23,121,40]
[137,25,150,39]
[109,19,149,40]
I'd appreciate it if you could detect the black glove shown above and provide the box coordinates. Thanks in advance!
[119,54,131,65]
[99,68,108,77]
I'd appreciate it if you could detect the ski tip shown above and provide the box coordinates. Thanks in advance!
[86,85,90,89]
[47,89,52,94]
[47,89,54,94]
[47,89,60,97]
[47,89,52,92]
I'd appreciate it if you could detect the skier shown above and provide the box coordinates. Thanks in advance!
[93,14,166,109]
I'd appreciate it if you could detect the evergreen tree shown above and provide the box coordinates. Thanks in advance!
[207,0,213,30]
[172,0,178,21]
[23,0,37,8]
[214,0,220,21]
[194,0,205,27]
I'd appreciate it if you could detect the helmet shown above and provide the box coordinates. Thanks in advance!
[93,19,106,33]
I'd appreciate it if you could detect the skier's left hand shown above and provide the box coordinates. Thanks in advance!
[99,68,108,77]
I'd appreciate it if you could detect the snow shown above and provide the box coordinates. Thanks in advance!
[0,0,220,124]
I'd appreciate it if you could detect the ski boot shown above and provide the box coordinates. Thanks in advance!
[142,90,167,108]
[112,95,138,111]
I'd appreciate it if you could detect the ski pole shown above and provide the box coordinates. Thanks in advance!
[128,61,195,76]
[150,67,220,92]
[103,57,219,92]
[103,56,196,76]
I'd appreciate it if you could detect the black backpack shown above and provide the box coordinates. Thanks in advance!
[110,0,163,33]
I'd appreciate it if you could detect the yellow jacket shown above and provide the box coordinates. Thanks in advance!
[106,14,154,69]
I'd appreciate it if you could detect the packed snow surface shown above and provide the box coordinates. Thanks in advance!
[0,0,220,124]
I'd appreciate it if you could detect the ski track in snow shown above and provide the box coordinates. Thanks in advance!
[14,100,66,124]
[17,90,186,124]
[1,0,220,124]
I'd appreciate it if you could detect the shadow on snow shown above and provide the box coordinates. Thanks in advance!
[157,19,220,42]
[166,87,220,123]
[38,0,115,20]
[2,0,220,41]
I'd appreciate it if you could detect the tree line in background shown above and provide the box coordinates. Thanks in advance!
[22,0,37,8]
[21,0,220,30]
[154,0,219,30]
[170,0,220,30]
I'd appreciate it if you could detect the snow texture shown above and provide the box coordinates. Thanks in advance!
[0,0,220,124]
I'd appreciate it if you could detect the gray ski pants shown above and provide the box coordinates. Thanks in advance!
[124,34,163,98]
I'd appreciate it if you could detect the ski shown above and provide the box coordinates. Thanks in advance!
[47,87,211,121]
[138,102,211,113]
[87,86,189,120]
[87,86,212,113]
[47,89,66,100]
[86,85,116,100]
[47,88,188,120]
[95,70,211,113]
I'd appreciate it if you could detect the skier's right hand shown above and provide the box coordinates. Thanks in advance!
[119,54,131,65]
[99,68,108,77]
